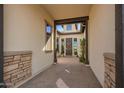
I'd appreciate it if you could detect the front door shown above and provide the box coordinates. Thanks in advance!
[66,38,72,55]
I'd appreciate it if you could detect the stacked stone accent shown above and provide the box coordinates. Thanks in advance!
[4,51,32,87]
[104,53,115,88]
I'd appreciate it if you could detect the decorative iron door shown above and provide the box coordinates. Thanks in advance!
[66,38,72,55]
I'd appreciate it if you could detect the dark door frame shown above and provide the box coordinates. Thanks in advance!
[54,16,89,64]
[0,4,6,88]
[115,4,124,88]
[0,4,4,87]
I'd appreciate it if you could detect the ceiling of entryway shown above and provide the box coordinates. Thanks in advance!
[41,4,92,20]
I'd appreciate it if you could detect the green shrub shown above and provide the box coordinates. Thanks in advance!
[61,44,64,56]
[79,38,86,64]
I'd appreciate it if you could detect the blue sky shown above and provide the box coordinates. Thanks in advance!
[56,25,64,32]
[56,23,81,32]
[77,23,81,31]
[46,26,52,33]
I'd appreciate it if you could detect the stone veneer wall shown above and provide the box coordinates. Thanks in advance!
[4,51,32,87]
[104,53,115,88]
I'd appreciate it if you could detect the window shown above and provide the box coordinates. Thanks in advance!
[73,38,78,56]
[74,49,77,55]
[73,38,77,48]
[45,21,52,52]
[46,22,52,43]
[66,24,72,30]
[74,38,77,42]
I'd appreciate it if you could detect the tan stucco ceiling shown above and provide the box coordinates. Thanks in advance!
[41,4,92,20]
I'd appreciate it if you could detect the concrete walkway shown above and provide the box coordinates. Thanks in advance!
[20,57,102,88]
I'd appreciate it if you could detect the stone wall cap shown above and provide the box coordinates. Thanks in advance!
[103,52,115,60]
[4,51,32,56]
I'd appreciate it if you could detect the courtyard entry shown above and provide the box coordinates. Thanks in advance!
[54,17,89,64]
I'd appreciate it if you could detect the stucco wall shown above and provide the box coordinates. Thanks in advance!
[4,5,54,76]
[88,5,115,86]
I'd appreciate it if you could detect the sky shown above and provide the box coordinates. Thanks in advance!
[56,25,64,32]
[46,26,52,33]
[56,23,81,32]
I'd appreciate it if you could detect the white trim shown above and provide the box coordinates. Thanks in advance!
[64,38,66,56]
[14,63,53,88]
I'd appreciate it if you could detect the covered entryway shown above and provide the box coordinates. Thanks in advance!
[20,57,101,88]
[1,4,116,88]
[54,17,89,65]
